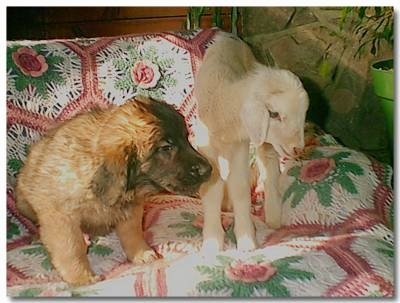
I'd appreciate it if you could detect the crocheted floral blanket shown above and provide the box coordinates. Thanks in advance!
[6,28,394,297]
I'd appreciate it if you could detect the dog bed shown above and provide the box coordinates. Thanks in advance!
[6,28,394,297]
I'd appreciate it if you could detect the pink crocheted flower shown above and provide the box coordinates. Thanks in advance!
[225,260,277,283]
[299,158,336,183]
[12,47,48,77]
[131,59,161,89]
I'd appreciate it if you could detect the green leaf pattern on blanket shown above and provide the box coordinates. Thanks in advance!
[7,158,23,175]
[113,45,177,100]
[196,255,315,297]
[283,150,364,207]
[168,212,202,238]
[388,202,394,228]
[7,45,65,97]
[7,220,21,240]
[21,245,53,271]
[8,144,29,175]
[18,288,43,297]
[376,240,394,259]
[168,212,236,244]
[88,243,114,257]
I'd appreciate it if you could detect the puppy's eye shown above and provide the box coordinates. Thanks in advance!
[157,140,175,152]
[268,110,280,120]
[159,144,173,152]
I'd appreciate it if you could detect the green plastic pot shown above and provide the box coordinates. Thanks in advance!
[370,58,394,147]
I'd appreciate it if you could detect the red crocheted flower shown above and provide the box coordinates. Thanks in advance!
[299,158,336,183]
[12,47,48,77]
[225,260,277,283]
[131,59,161,89]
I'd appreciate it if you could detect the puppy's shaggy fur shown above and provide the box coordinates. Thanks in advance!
[194,32,309,253]
[15,97,211,285]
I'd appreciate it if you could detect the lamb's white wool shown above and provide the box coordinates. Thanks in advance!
[194,31,309,253]
[249,63,305,93]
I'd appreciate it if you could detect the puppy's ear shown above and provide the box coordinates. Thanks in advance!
[91,152,138,206]
[240,100,270,146]
[125,153,138,192]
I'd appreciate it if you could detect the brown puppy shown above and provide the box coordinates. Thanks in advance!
[15,96,212,286]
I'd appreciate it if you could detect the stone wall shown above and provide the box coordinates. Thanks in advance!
[241,7,393,164]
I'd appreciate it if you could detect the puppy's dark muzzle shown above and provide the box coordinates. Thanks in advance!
[189,158,212,183]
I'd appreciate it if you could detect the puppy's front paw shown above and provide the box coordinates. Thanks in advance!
[132,248,160,264]
[127,242,160,264]
[65,271,105,286]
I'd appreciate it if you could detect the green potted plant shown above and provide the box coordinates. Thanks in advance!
[342,7,394,148]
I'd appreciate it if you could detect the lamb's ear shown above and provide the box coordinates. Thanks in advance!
[240,100,270,146]
[91,152,138,205]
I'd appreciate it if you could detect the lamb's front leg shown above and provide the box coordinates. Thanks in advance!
[199,146,225,255]
[227,142,257,251]
[257,143,282,229]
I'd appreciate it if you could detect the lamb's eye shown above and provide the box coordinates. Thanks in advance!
[268,110,280,120]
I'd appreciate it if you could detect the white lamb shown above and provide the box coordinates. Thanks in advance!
[193,31,309,253]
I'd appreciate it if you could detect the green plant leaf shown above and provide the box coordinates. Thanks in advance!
[231,7,238,36]
[318,59,331,79]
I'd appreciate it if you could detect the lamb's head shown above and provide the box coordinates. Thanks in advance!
[240,67,309,158]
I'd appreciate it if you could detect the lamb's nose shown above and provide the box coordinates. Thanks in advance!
[292,147,304,157]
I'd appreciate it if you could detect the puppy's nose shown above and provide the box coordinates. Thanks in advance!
[190,160,212,181]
